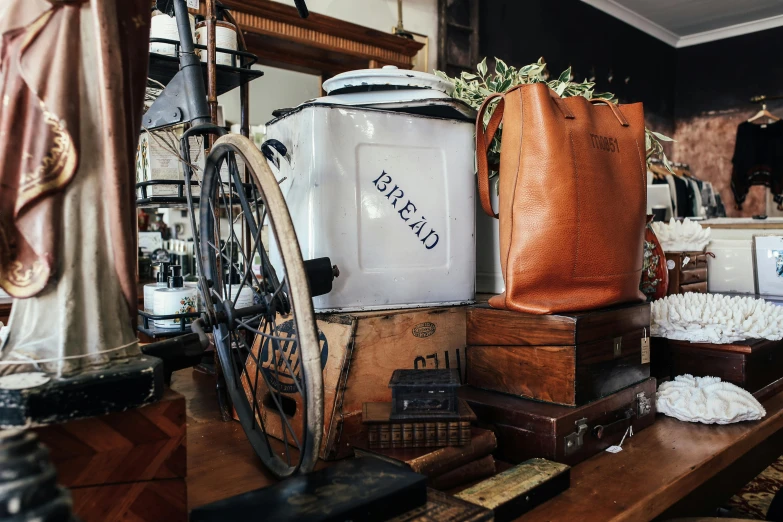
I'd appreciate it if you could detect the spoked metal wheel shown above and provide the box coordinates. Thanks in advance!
[194,134,322,478]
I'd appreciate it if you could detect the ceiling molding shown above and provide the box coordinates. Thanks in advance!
[581,0,679,46]
[675,14,783,47]
[582,0,783,48]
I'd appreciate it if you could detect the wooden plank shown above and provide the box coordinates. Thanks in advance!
[520,388,783,522]
[70,478,186,522]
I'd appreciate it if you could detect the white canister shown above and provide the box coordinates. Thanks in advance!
[265,67,477,312]
[225,284,255,310]
[184,281,204,312]
[153,266,198,329]
[195,21,238,67]
[150,13,196,57]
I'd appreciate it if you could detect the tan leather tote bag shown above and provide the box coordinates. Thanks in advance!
[477,83,646,314]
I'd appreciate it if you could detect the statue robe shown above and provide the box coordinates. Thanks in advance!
[0,0,150,377]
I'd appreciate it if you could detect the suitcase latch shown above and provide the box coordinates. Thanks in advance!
[613,337,622,357]
[564,417,588,456]
[636,392,652,417]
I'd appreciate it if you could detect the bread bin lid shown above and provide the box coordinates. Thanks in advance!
[268,66,475,123]
[323,65,455,96]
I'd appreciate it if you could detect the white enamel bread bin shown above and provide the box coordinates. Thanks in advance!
[264,67,476,311]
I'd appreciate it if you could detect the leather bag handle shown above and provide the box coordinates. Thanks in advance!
[476,93,505,218]
[589,98,630,127]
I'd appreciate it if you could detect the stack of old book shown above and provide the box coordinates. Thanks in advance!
[357,369,498,490]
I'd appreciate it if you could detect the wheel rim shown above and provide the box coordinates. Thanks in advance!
[194,134,323,478]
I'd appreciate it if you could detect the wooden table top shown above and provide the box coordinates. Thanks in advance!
[172,369,783,520]
[523,390,783,522]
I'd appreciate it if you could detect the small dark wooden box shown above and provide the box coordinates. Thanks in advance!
[454,459,570,522]
[460,378,657,466]
[466,302,651,406]
[665,251,709,295]
[389,369,461,420]
[191,457,427,522]
[661,338,783,393]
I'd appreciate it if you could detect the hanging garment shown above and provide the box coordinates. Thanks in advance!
[672,176,693,217]
[731,120,783,209]
[688,178,705,217]
[664,175,678,217]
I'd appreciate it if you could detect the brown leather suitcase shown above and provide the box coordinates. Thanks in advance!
[466,302,651,406]
[459,378,657,466]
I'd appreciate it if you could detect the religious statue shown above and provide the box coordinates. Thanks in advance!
[0,0,162,423]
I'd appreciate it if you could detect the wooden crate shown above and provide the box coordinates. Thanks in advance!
[245,307,468,460]
[34,389,186,522]
[467,302,651,406]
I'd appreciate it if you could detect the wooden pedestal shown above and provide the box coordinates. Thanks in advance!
[661,338,783,393]
[466,303,651,406]
[245,306,468,461]
[34,389,187,522]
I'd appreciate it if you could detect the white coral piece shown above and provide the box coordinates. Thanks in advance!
[650,218,711,252]
[651,293,783,343]
[656,374,765,424]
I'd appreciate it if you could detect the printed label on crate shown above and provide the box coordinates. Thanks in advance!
[412,322,436,338]
[254,320,329,394]
[412,348,465,383]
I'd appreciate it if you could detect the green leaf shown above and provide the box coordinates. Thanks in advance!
[495,58,508,75]
[651,131,675,142]
[558,67,571,83]
[477,58,488,77]
[461,72,478,80]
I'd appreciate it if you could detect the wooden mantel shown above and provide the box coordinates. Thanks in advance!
[207,0,424,76]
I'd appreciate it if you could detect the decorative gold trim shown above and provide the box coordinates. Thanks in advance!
[0,223,48,298]
[17,101,77,209]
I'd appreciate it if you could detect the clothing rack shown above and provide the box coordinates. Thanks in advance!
[751,94,783,103]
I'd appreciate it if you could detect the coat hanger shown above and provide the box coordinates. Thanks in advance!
[748,103,780,123]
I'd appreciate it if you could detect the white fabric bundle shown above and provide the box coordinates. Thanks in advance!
[650,218,711,252]
[656,375,766,424]
[651,293,783,343]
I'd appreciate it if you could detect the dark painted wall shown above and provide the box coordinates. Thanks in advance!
[673,26,783,216]
[479,2,783,216]
[675,26,783,119]
[479,0,678,134]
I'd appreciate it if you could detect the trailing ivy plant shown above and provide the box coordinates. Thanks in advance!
[435,58,673,178]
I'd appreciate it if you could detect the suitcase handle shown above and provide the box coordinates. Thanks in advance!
[592,408,634,440]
